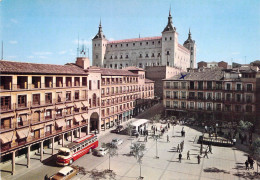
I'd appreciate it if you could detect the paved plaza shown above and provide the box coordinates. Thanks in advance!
[1,119,259,180]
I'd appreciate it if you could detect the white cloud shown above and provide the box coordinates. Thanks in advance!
[39,56,47,59]
[10,18,18,24]
[73,39,91,46]
[108,38,115,41]
[27,56,34,59]
[9,40,18,44]
[58,50,67,55]
[7,55,17,59]
[33,51,52,55]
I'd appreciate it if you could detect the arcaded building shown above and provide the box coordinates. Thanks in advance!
[163,67,259,128]
[92,9,196,70]
[0,57,154,174]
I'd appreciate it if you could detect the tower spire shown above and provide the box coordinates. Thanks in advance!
[162,7,175,32]
[93,18,106,39]
[169,5,171,16]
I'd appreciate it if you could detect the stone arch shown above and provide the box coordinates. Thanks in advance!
[90,112,99,132]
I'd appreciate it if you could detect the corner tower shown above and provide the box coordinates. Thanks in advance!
[92,20,108,67]
[161,8,178,67]
[183,29,196,68]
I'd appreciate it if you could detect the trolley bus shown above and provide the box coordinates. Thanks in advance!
[56,134,98,166]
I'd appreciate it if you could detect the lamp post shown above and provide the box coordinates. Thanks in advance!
[215,123,218,140]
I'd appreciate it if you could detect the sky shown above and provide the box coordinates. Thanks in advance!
[1,0,260,65]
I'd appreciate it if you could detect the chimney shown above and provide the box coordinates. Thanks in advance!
[76,57,90,69]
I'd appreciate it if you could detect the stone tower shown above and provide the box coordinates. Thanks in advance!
[92,20,108,67]
[183,29,196,68]
[161,8,178,67]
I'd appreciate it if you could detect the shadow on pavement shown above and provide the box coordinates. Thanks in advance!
[42,155,57,167]
[204,167,230,174]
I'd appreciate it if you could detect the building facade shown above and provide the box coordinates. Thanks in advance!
[0,58,154,174]
[163,67,259,128]
[92,9,196,70]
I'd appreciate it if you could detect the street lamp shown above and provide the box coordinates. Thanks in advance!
[154,135,159,159]
[138,151,144,179]
[215,123,218,140]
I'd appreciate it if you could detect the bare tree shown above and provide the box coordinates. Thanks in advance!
[151,114,161,124]
[131,143,146,179]
[102,143,118,172]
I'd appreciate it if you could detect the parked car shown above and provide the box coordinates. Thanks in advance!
[111,138,123,146]
[131,129,139,137]
[160,120,167,124]
[49,166,79,180]
[111,125,124,133]
[94,147,109,156]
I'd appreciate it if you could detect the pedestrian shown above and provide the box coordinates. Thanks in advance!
[44,174,48,180]
[156,127,158,132]
[233,138,236,145]
[204,150,209,159]
[187,150,190,160]
[168,122,170,128]
[136,133,138,138]
[177,144,180,152]
[249,159,255,169]
[167,135,170,142]
[160,125,162,130]
[208,145,212,154]
[94,129,97,135]
[245,160,249,170]
[140,129,143,136]
[179,153,182,163]
[197,155,201,164]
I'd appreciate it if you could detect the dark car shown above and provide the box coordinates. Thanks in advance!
[111,125,124,133]
[131,129,139,137]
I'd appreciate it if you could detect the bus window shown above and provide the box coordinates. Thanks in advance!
[77,147,80,151]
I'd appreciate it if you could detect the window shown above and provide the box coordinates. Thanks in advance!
[190,102,194,109]
[166,82,170,88]
[206,103,212,110]
[181,92,186,99]
[198,102,203,109]
[32,94,40,105]
[181,102,186,108]
[157,53,161,57]
[97,80,100,89]
[198,92,204,100]
[166,91,170,98]
[166,101,170,108]
[66,91,71,101]
[96,55,98,59]
[236,84,242,90]
[158,41,160,44]
[246,105,252,112]
[216,92,221,100]
[207,93,212,100]
[173,82,178,89]
[18,95,27,107]
[75,91,79,100]
[165,37,167,41]
[173,101,178,108]
[247,84,253,91]
[89,80,92,90]
[133,43,135,46]
[1,96,11,110]
[246,95,252,103]
[181,82,186,89]
[198,81,203,90]
[226,93,231,101]
[140,42,142,46]
[226,83,231,90]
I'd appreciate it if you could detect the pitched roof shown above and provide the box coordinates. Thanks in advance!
[108,36,161,44]
[123,66,144,71]
[164,70,224,81]
[0,60,87,75]
[178,44,190,53]
[100,68,138,76]
[145,78,154,83]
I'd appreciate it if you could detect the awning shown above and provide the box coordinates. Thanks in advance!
[0,131,14,144]
[31,124,44,131]
[74,102,83,109]
[82,114,88,120]
[82,101,88,107]
[0,112,15,119]
[56,104,66,109]
[74,115,83,122]
[17,128,29,139]
[45,106,55,110]
[45,121,54,126]
[17,110,31,115]
[65,103,74,107]
[55,119,66,128]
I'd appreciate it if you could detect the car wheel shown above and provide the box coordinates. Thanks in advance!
[69,159,74,165]
[88,148,92,154]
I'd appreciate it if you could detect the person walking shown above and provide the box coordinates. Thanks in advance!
[177,144,180,152]
[178,153,182,163]
[204,149,209,159]
[145,135,148,142]
[197,155,201,164]
[167,135,170,142]
[187,150,190,160]
[208,145,212,154]
[156,127,158,132]
[245,160,249,170]
[249,158,255,169]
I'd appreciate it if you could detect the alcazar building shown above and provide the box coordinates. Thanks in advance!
[92,9,196,71]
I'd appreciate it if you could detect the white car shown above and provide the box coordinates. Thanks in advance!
[96,147,109,156]
[111,138,123,146]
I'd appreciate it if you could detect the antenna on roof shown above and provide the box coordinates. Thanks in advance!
[1,41,3,60]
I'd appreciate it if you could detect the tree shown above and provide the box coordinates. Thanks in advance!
[238,120,253,140]
[126,122,134,144]
[151,134,160,158]
[151,114,161,124]
[251,138,260,174]
[131,142,146,179]
[102,143,118,172]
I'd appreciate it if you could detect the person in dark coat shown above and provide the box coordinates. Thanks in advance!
[178,153,182,163]
[245,160,249,170]
[197,155,201,164]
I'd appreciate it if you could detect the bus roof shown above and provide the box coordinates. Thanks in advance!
[131,119,150,127]
[74,134,95,143]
